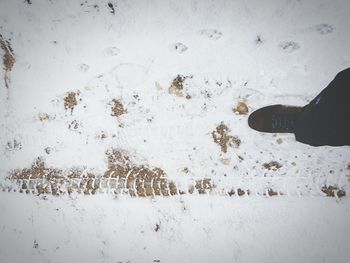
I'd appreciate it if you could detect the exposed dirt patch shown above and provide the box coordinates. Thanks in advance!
[263,161,282,171]
[195,179,212,194]
[276,138,283,144]
[0,35,15,72]
[227,189,250,196]
[212,123,241,153]
[104,149,178,197]
[321,185,346,198]
[0,34,15,93]
[8,149,179,197]
[10,158,64,195]
[66,168,99,195]
[64,91,79,113]
[237,188,246,196]
[111,99,126,117]
[267,188,279,196]
[232,101,249,115]
[8,152,344,199]
[169,75,186,97]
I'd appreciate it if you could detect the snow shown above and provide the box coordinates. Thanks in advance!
[1,193,350,263]
[0,0,350,262]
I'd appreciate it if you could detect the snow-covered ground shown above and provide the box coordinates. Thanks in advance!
[0,0,349,262]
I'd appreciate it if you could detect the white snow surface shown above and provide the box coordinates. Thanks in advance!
[0,0,350,262]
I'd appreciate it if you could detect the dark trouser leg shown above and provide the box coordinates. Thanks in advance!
[294,68,350,146]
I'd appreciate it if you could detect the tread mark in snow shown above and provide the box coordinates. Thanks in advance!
[279,41,300,53]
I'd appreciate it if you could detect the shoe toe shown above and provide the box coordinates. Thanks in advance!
[248,110,266,132]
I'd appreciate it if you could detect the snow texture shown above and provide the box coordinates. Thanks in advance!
[0,0,350,262]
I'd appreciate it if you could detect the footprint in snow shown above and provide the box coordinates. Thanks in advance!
[199,29,223,40]
[170,42,188,54]
[279,41,300,53]
[314,24,335,35]
[79,64,90,72]
[104,46,120,56]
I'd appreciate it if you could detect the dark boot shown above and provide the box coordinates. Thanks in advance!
[248,104,303,133]
[294,68,350,146]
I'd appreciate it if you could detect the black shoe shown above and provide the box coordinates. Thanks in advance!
[248,104,303,133]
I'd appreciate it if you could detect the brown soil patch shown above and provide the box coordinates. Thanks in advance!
[0,34,15,92]
[237,188,246,196]
[8,152,345,199]
[0,35,15,72]
[66,168,99,195]
[267,188,279,196]
[276,138,283,144]
[263,161,282,171]
[321,185,346,198]
[8,149,179,197]
[227,188,250,196]
[64,91,79,112]
[212,123,241,153]
[111,99,125,117]
[195,179,212,194]
[227,189,250,196]
[104,149,178,197]
[232,101,249,115]
[169,75,185,97]
[10,158,64,195]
